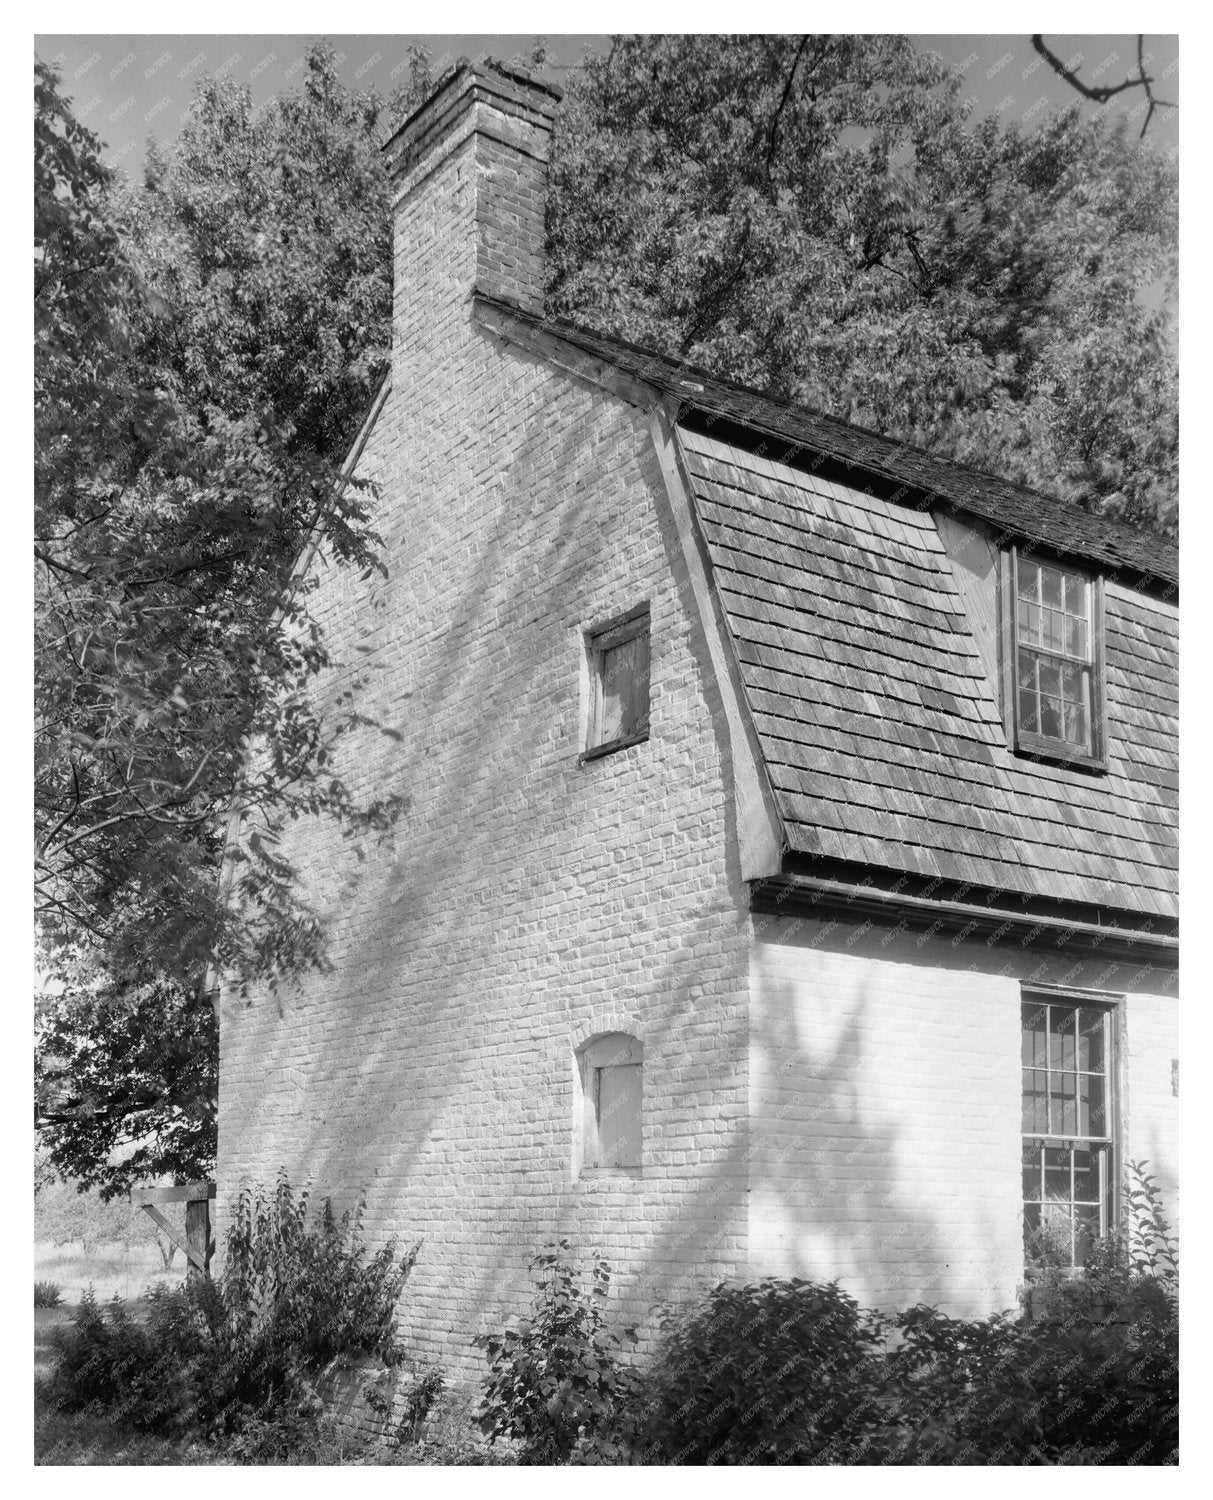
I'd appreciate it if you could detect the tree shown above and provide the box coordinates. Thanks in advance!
[547,35,1177,537]
[35,49,413,1194]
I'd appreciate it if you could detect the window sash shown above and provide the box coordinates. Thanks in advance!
[1007,549,1106,767]
[1021,998,1117,1269]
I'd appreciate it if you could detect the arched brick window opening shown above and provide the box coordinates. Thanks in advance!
[578,1032,643,1170]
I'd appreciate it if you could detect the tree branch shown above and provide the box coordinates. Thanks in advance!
[1031,34,1177,138]
[765,35,811,177]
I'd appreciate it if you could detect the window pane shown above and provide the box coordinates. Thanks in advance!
[1074,1206,1101,1267]
[1080,1074,1106,1137]
[1038,660,1062,738]
[1050,1071,1077,1136]
[1043,606,1064,654]
[1018,559,1040,602]
[1022,1005,1048,1067]
[1022,1143,1042,1202]
[1063,570,1087,616]
[1060,660,1086,703]
[1041,565,1063,609]
[1072,1146,1102,1204]
[1062,699,1088,750]
[1078,1009,1106,1074]
[1044,1146,1071,1201]
[1066,615,1089,660]
[1049,1006,1076,1069]
[1022,1068,1048,1132]
[597,1063,642,1167]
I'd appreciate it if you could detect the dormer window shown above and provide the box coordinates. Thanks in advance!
[1005,548,1107,770]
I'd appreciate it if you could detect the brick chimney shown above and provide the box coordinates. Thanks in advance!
[382,60,561,364]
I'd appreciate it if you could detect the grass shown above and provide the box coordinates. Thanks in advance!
[35,1238,180,1306]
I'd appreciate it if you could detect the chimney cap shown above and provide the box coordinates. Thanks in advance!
[382,55,562,179]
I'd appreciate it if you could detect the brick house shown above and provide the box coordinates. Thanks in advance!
[217,61,1178,1377]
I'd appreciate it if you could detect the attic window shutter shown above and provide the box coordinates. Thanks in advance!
[583,605,651,759]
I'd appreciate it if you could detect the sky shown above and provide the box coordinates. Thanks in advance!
[33,30,1179,179]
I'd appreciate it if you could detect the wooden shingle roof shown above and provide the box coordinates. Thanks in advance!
[679,428,1177,921]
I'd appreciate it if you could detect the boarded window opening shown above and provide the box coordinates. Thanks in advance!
[584,606,650,759]
[579,1032,643,1171]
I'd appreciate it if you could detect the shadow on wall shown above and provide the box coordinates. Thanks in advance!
[221,358,755,1369]
[747,975,1009,1319]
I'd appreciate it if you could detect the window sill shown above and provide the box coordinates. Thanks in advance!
[1013,733,1108,774]
[576,1166,643,1183]
[579,731,649,764]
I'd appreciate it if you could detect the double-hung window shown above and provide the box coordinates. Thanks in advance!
[1021,995,1117,1269]
[1006,548,1106,769]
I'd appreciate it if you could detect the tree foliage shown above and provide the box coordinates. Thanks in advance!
[34,48,411,1192]
[548,34,1178,536]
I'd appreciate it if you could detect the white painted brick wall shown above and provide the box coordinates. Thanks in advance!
[218,112,753,1380]
[750,914,1178,1317]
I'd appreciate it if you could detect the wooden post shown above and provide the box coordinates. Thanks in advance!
[131,1182,216,1278]
[185,1196,210,1281]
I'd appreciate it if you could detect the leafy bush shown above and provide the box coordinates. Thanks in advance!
[396,1366,446,1444]
[1125,1158,1180,1283]
[629,1270,1177,1466]
[46,1175,419,1443]
[47,1286,200,1436]
[200,1176,417,1430]
[474,1240,639,1463]
[633,1276,887,1464]
[35,1279,62,1308]
[1012,1163,1179,1465]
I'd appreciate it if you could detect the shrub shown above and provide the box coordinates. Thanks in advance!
[47,1287,199,1436]
[1014,1159,1178,1464]
[396,1366,446,1444]
[870,1305,1044,1464]
[474,1240,639,1464]
[634,1277,885,1464]
[46,1174,419,1444]
[199,1175,417,1431]
[35,1280,62,1308]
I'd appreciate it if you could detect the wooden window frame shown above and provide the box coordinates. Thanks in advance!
[578,1032,643,1173]
[1000,546,1108,772]
[1021,988,1123,1274]
[581,603,651,762]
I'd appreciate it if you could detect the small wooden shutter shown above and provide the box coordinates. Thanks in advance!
[581,1033,643,1169]
[597,1063,642,1167]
